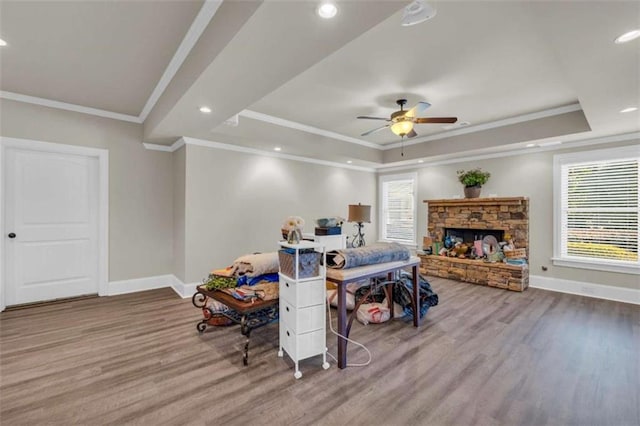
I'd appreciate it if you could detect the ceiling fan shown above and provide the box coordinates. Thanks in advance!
[357,99,457,139]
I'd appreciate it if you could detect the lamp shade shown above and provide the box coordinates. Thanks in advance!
[348,204,371,223]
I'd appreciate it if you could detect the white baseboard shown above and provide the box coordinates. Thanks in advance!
[108,274,178,296]
[107,275,199,299]
[530,275,640,305]
[169,277,200,299]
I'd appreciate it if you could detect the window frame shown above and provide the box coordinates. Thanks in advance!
[378,172,418,247]
[553,145,640,275]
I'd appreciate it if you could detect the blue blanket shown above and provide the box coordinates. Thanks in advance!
[326,242,410,269]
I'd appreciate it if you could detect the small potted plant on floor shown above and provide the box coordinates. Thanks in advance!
[457,168,491,198]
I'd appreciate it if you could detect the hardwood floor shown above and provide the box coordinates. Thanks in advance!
[1,278,638,426]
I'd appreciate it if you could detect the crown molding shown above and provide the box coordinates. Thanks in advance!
[143,131,639,174]
[239,109,381,149]
[376,131,640,173]
[0,91,142,123]
[143,137,375,172]
[1,1,221,125]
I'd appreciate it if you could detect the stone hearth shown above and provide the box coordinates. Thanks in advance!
[419,197,529,291]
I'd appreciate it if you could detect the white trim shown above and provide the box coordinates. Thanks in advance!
[551,257,640,275]
[530,274,640,305]
[106,274,197,299]
[376,132,640,173]
[142,143,175,152]
[0,136,109,307]
[108,274,177,296]
[143,132,640,175]
[98,152,109,297]
[240,110,381,149]
[175,280,200,299]
[0,91,141,123]
[1,1,221,124]
[180,137,376,172]
[138,0,223,121]
[382,103,583,150]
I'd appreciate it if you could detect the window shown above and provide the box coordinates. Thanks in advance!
[379,173,417,246]
[553,145,639,274]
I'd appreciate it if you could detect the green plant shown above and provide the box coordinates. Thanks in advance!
[457,168,491,187]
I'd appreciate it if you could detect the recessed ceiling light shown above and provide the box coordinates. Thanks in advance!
[0,39,6,47]
[347,160,353,164]
[526,143,536,148]
[418,160,424,163]
[614,29,640,44]
[199,106,212,113]
[317,2,337,19]
[620,106,638,113]
[274,147,282,152]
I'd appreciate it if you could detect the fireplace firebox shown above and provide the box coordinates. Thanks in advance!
[444,228,504,244]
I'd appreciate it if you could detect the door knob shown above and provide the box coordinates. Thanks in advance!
[8,233,16,238]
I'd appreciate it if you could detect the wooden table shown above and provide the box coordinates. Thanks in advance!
[325,256,421,369]
[192,286,279,366]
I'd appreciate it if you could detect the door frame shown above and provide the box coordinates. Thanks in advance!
[0,137,109,311]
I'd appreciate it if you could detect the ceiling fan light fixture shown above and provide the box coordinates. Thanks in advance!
[401,1,436,27]
[390,120,413,137]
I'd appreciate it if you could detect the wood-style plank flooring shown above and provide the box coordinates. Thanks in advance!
[1,278,639,425]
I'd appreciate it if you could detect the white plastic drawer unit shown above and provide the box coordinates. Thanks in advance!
[280,299,324,334]
[280,327,326,361]
[278,276,325,308]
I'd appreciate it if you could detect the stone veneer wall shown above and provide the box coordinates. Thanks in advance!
[427,197,529,252]
[421,197,529,292]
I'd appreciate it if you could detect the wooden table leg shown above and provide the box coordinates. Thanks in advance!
[337,282,347,369]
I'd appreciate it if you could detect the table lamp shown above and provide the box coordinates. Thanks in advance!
[348,203,371,247]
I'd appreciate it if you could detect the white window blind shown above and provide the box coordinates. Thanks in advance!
[379,173,417,244]
[555,146,639,273]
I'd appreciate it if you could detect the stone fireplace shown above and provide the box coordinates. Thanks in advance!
[419,197,529,291]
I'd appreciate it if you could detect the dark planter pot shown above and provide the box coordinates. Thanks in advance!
[464,185,482,198]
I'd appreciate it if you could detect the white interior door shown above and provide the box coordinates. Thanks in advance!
[4,146,100,305]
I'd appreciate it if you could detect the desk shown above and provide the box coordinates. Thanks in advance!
[325,256,421,369]
[192,286,279,366]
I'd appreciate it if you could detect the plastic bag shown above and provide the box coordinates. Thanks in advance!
[356,303,390,325]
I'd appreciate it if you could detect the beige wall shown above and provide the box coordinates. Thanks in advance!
[172,145,186,282]
[0,99,174,281]
[383,139,639,291]
[182,144,376,283]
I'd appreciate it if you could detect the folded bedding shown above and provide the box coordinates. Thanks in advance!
[229,252,279,277]
[326,242,411,269]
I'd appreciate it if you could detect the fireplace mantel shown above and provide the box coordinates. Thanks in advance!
[425,197,527,207]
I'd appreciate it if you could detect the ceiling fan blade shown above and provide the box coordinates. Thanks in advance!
[415,117,458,124]
[357,116,391,121]
[406,129,418,138]
[405,101,431,118]
[361,124,390,136]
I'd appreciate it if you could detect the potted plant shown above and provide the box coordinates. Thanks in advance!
[457,168,491,198]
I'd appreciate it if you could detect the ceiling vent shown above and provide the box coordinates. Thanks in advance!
[401,1,436,27]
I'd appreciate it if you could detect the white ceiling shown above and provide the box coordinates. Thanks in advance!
[1,0,638,167]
